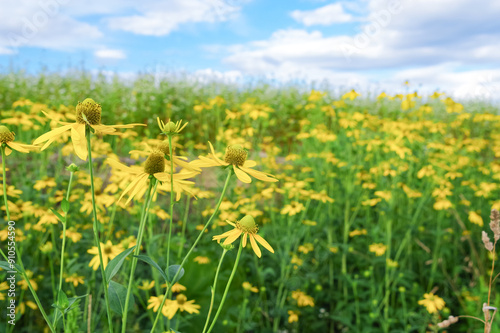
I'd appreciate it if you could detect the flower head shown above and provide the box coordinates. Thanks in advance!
[87,240,124,270]
[162,294,200,319]
[192,141,278,183]
[34,98,145,160]
[157,117,188,135]
[418,292,445,314]
[213,215,274,258]
[0,125,38,155]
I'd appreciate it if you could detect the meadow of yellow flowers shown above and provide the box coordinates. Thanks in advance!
[0,72,500,332]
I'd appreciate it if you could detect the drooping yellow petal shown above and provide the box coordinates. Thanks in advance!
[233,166,252,183]
[253,233,274,254]
[5,146,12,156]
[249,234,262,258]
[125,173,149,204]
[222,229,243,245]
[242,233,248,248]
[8,141,38,153]
[106,158,136,173]
[213,229,238,241]
[71,124,88,160]
[119,173,148,202]
[33,124,73,145]
[239,166,277,182]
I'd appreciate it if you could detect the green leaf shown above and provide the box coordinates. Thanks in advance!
[105,246,136,282]
[50,208,65,223]
[166,265,185,284]
[134,255,168,281]
[58,291,69,309]
[0,261,22,273]
[65,294,87,314]
[61,198,69,213]
[108,281,134,315]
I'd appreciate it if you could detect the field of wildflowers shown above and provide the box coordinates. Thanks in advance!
[1,71,500,332]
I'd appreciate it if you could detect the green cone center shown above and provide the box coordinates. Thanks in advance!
[76,98,102,125]
[0,125,15,143]
[144,151,165,174]
[224,144,247,166]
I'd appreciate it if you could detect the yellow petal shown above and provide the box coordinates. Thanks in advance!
[239,166,277,182]
[222,229,242,245]
[119,173,147,202]
[249,234,262,258]
[243,160,257,168]
[33,124,73,145]
[253,233,274,254]
[242,233,248,248]
[7,142,30,153]
[71,124,88,160]
[125,174,149,204]
[5,147,12,156]
[233,166,252,183]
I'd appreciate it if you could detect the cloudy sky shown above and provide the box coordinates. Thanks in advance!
[1,0,499,99]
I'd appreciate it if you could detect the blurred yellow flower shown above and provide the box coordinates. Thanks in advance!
[87,241,124,270]
[418,293,445,314]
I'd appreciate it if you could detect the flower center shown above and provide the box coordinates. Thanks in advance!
[104,244,113,255]
[144,151,165,174]
[236,215,258,234]
[224,144,247,166]
[176,294,187,305]
[76,98,102,125]
[156,140,172,156]
[0,125,15,143]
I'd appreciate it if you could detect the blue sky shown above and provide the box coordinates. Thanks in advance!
[1,0,500,99]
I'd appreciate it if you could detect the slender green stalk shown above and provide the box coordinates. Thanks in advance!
[105,203,118,242]
[166,134,174,270]
[206,241,243,333]
[150,169,233,332]
[202,248,229,333]
[122,179,156,333]
[1,145,10,221]
[86,130,113,332]
[17,250,57,333]
[53,170,75,327]
[177,195,191,259]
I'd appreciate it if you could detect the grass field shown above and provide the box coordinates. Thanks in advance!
[1,70,500,332]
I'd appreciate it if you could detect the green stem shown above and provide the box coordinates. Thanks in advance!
[177,195,191,259]
[17,249,57,333]
[166,135,174,271]
[86,130,113,333]
[105,203,118,242]
[122,179,156,333]
[206,241,243,333]
[1,145,10,221]
[202,248,229,333]
[150,169,233,332]
[53,170,75,327]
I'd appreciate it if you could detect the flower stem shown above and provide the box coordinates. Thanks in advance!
[202,248,228,333]
[150,169,233,332]
[86,130,113,332]
[206,241,243,333]
[122,178,156,333]
[53,170,75,327]
[166,134,174,270]
[1,145,10,221]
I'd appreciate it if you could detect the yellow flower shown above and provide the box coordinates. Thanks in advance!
[138,280,155,290]
[291,290,315,307]
[418,293,445,314]
[65,273,85,287]
[342,89,360,100]
[17,270,37,291]
[147,295,166,313]
[212,215,274,258]
[0,125,38,155]
[34,98,145,160]
[162,294,200,319]
[349,229,367,237]
[242,282,259,293]
[298,243,314,254]
[193,256,210,264]
[107,151,198,203]
[87,241,124,271]
[468,211,483,227]
[157,118,188,135]
[281,202,305,216]
[192,142,277,183]
[369,243,387,256]
[288,310,299,323]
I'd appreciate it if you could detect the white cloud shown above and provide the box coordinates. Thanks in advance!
[94,49,126,60]
[0,1,102,51]
[107,0,241,36]
[216,0,500,97]
[291,3,353,26]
